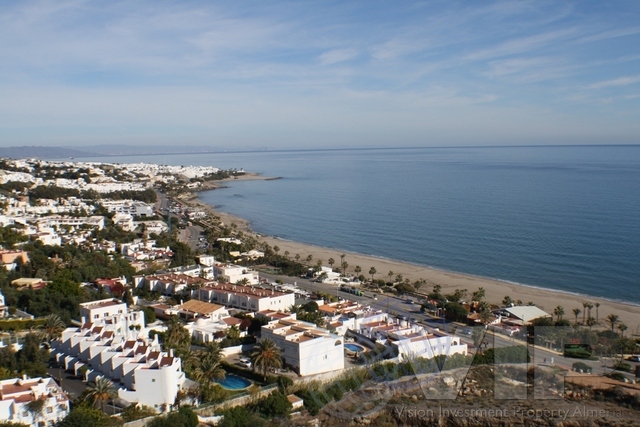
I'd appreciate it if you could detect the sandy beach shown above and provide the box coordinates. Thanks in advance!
[182,178,640,334]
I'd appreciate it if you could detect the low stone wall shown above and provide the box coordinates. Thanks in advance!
[195,384,278,417]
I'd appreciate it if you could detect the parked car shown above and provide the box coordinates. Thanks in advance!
[405,298,414,304]
[626,355,640,362]
[238,357,252,368]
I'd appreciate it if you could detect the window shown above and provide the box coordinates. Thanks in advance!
[46,407,53,414]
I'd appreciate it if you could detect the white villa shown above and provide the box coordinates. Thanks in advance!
[359,318,467,360]
[213,263,259,285]
[0,376,69,427]
[134,273,209,296]
[51,304,188,411]
[260,316,344,376]
[194,282,295,313]
[79,298,145,329]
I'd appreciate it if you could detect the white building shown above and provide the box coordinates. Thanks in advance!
[260,317,344,376]
[0,376,70,427]
[101,200,154,217]
[195,282,295,313]
[51,311,188,411]
[0,291,6,317]
[359,318,467,360]
[213,263,259,285]
[79,298,145,329]
[134,273,210,296]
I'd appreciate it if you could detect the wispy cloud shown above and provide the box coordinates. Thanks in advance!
[466,28,578,61]
[318,48,358,65]
[589,75,640,89]
[577,26,640,43]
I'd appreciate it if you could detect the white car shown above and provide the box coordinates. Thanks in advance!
[238,357,252,368]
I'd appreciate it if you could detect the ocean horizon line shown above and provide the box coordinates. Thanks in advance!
[58,142,640,161]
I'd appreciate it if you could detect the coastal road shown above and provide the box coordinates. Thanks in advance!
[259,271,638,382]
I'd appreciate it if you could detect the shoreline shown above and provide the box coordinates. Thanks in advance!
[184,178,640,333]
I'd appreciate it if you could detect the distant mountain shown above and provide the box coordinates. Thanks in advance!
[67,144,228,156]
[0,146,99,160]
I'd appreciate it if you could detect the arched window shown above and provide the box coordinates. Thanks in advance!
[335,340,342,346]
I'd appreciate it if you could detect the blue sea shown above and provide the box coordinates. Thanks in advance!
[80,145,640,304]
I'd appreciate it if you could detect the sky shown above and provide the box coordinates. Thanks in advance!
[1,0,640,149]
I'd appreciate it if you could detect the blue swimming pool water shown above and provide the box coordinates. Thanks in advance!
[216,374,251,390]
[345,343,365,352]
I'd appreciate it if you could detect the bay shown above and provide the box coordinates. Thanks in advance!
[79,145,640,304]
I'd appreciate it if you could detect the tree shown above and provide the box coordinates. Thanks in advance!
[283,250,289,259]
[193,356,225,388]
[305,254,313,267]
[471,287,485,302]
[57,405,110,427]
[368,267,377,282]
[251,339,282,379]
[39,313,66,343]
[354,265,361,276]
[478,302,494,325]
[586,317,597,329]
[606,313,619,331]
[387,271,394,283]
[273,246,280,256]
[328,258,335,269]
[164,317,190,355]
[581,302,588,325]
[594,302,600,324]
[502,295,513,307]
[553,306,565,321]
[617,322,628,338]
[86,377,117,413]
[572,308,581,325]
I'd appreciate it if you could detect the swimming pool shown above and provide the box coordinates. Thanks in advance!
[216,374,252,390]
[344,343,366,352]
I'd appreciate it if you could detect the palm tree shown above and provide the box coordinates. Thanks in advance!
[283,250,290,260]
[478,301,493,326]
[502,295,513,307]
[164,317,190,355]
[86,376,117,413]
[340,254,347,275]
[572,308,581,325]
[387,271,394,283]
[586,317,597,329]
[581,302,588,325]
[251,339,282,380]
[202,341,223,362]
[369,267,377,282]
[594,302,600,324]
[606,314,619,331]
[305,254,313,267]
[40,314,66,343]
[553,306,565,321]
[193,356,225,388]
[585,303,593,321]
[472,287,485,302]
[354,266,362,277]
[328,258,335,269]
[294,254,300,263]
[617,322,628,338]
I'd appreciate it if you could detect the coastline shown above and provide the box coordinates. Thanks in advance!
[183,178,640,333]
